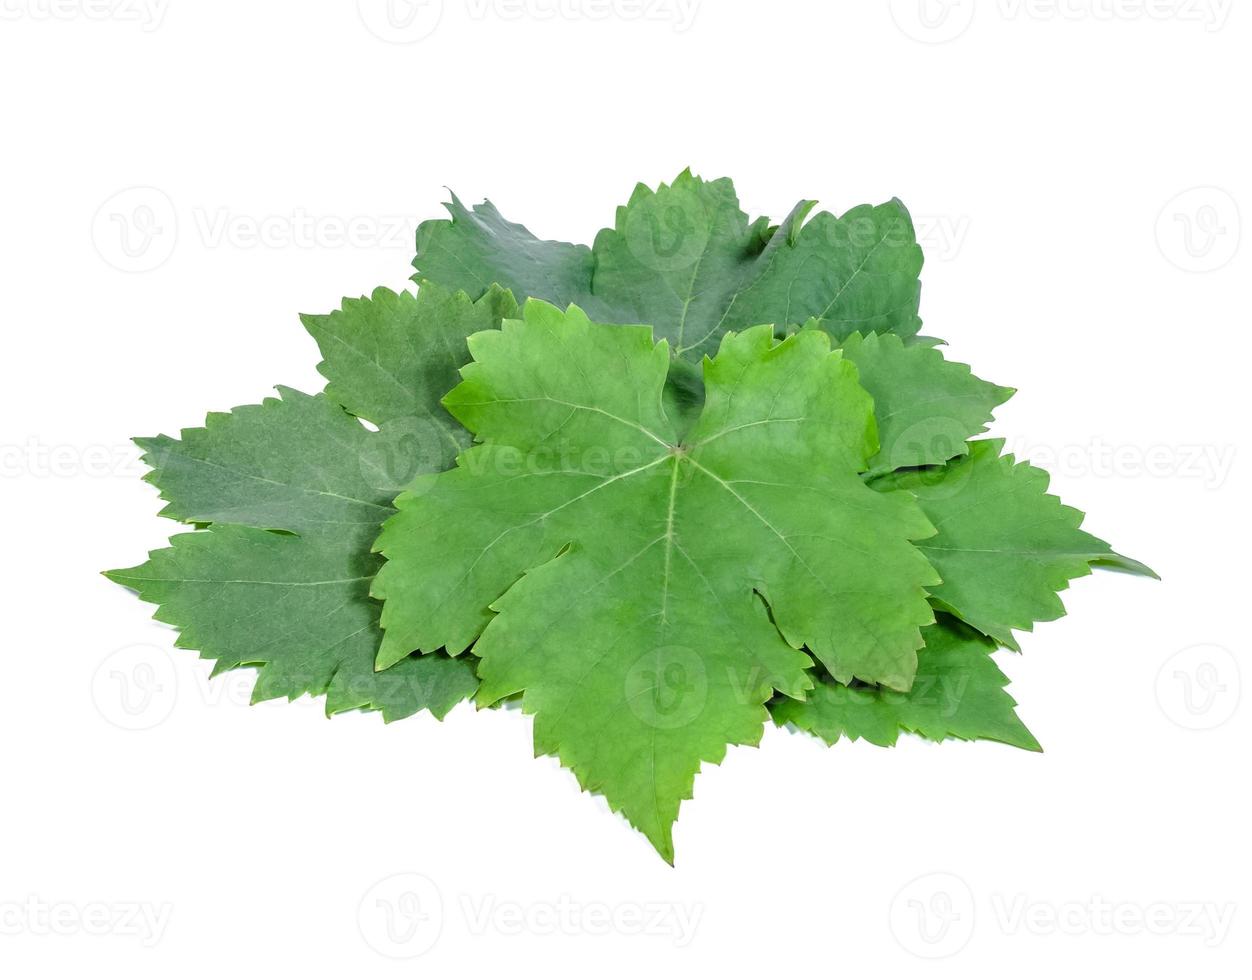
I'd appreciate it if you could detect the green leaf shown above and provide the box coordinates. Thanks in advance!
[106,282,521,721]
[713,198,923,351]
[413,194,594,316]
[301,282,516,435]
[588,173,789,356]
[372,301,940,860]
[413,170,924,361]
[106,524,478,721]
[134,386,395,533]
[771,615,1040,751]
[834,330,1014,477]
[104,171,1160,866]
[873,440,1156,649]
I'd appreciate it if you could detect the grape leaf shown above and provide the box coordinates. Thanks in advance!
[414,194,594,316]
[103,172,1157,864]
[106,523,477,720]
[835,330,1014,477]
[771,615,1040,751]
[106,387,476,719]
[130,386,395,534]
[873,440,1157,649]
[413,170,924,360]
[105,284,516,720]
[372,301,941,860]
[301,282,516,434]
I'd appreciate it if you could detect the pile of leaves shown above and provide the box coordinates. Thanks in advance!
[109,171,1153,863]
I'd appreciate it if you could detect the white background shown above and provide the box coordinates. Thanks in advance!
[1,1,1247,976]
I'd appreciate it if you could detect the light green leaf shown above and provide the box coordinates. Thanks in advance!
[834,330,1014,476]
[413,170,924,361]
[873,439,1157,649]
[372,302,940,860]
[772,615,1040,751]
